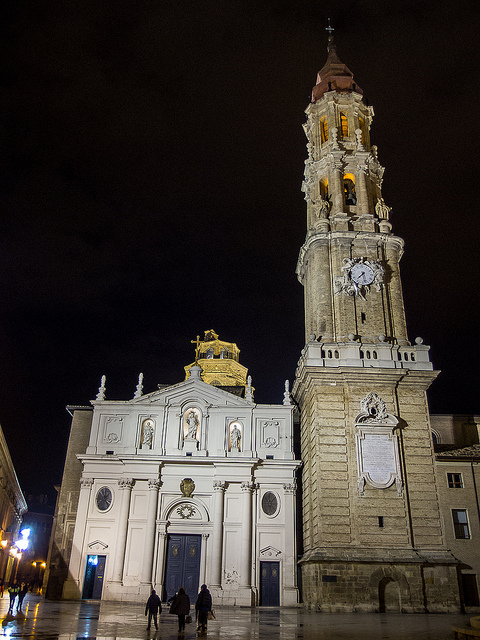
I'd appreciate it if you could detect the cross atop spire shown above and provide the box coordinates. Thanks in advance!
[325,18,335,51]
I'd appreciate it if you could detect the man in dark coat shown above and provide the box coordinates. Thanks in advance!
[145,589,162,630]
[169,587,191,633]
[195,584,212,633]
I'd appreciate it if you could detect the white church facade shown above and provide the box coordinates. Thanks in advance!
[53,333,300,605]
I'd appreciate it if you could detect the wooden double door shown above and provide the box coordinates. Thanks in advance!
[163,534,201,603]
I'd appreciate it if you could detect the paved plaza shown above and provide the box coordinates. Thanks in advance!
[0,594,472,640]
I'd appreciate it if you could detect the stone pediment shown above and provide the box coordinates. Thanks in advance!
[88,540,108,551]
[132,377,252,409]
[260,545,282,558]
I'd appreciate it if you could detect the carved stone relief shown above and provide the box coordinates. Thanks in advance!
[355,393,402,496]
[261,420,280,448]
[103,416,124,444]
[180,478,195,497]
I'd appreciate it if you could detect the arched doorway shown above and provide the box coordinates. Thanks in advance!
[378,576,401,612]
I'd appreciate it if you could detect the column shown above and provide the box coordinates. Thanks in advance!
[355,166,369,215]
[210,481,225,588]
[141,479,161,584]
[282,482,299,605]
[63,477,93,598]
[154,529,167,592]
[200,533,209,586]
[111,478,135,583]
[240,482,254,589]
[329,158,344,215]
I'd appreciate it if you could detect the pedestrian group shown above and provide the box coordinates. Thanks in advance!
[145,583,214,634]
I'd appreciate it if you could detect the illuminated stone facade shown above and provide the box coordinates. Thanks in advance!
[50,338,300,605]
[292,37,461,612]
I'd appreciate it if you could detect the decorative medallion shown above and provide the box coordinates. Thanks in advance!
[96,487,112,512]
[189,545,196,557]
[359,393,388,423]
[180,478,195,497]
[172,545,179,557]
[176,504,196,519]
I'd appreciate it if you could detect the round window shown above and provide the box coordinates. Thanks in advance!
[96,486,113,512]
[261,491,278,516]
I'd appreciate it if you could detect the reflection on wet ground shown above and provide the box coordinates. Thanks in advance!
[0,593,473,640]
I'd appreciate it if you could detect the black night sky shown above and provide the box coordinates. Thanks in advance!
[1,0,479,498]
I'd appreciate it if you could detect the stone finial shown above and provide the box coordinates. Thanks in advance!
[331,127,340,149]
[96,375,106,401]
[134,373,144,399]
[189,365,203,380]
[283,380,292,406]
[355,128,365,151]
[245,375,254,402]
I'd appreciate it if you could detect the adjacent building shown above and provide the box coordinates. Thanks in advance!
[0,423,27,583]
[431,415,480,610]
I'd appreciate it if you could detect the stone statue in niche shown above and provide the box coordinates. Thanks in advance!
[141,419,154,449]
[315,196,331,219]
[185,411,199,440]
[230,424,241,451]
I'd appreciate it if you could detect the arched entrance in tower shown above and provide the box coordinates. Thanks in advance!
[378,576,401,612]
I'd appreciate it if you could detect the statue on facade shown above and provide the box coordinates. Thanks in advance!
[231,424,241,450]
[185,411,199,439]
[141,420,154,448]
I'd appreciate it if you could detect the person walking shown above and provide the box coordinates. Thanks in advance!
[195,584,212,634]
[144,589,162,630]
[169,587,190,633]
[8,581,19,612]
[18,582,28,611]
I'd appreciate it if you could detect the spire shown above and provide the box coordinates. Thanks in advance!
[311,24,363,102]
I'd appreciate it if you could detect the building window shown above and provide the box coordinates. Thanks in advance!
[320,116,328,143]
[343,173,357,205]
[452,509,470,539]
[340,112,349,138]
[262,491,279,517]
[96,487,113,512]
[447,473,463,488]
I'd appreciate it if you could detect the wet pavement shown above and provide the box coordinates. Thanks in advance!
[0,593,473,640]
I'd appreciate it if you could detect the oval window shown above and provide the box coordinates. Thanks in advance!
[261,491,278,517]
[96,486,113,512]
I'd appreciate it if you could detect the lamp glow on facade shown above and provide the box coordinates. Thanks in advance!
[14,527,30,551]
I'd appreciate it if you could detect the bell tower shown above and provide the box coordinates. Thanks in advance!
[293,33,460,613]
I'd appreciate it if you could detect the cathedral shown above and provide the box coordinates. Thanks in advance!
[44,35,479,611]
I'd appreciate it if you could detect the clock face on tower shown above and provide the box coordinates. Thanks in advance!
[350,263,374,286]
